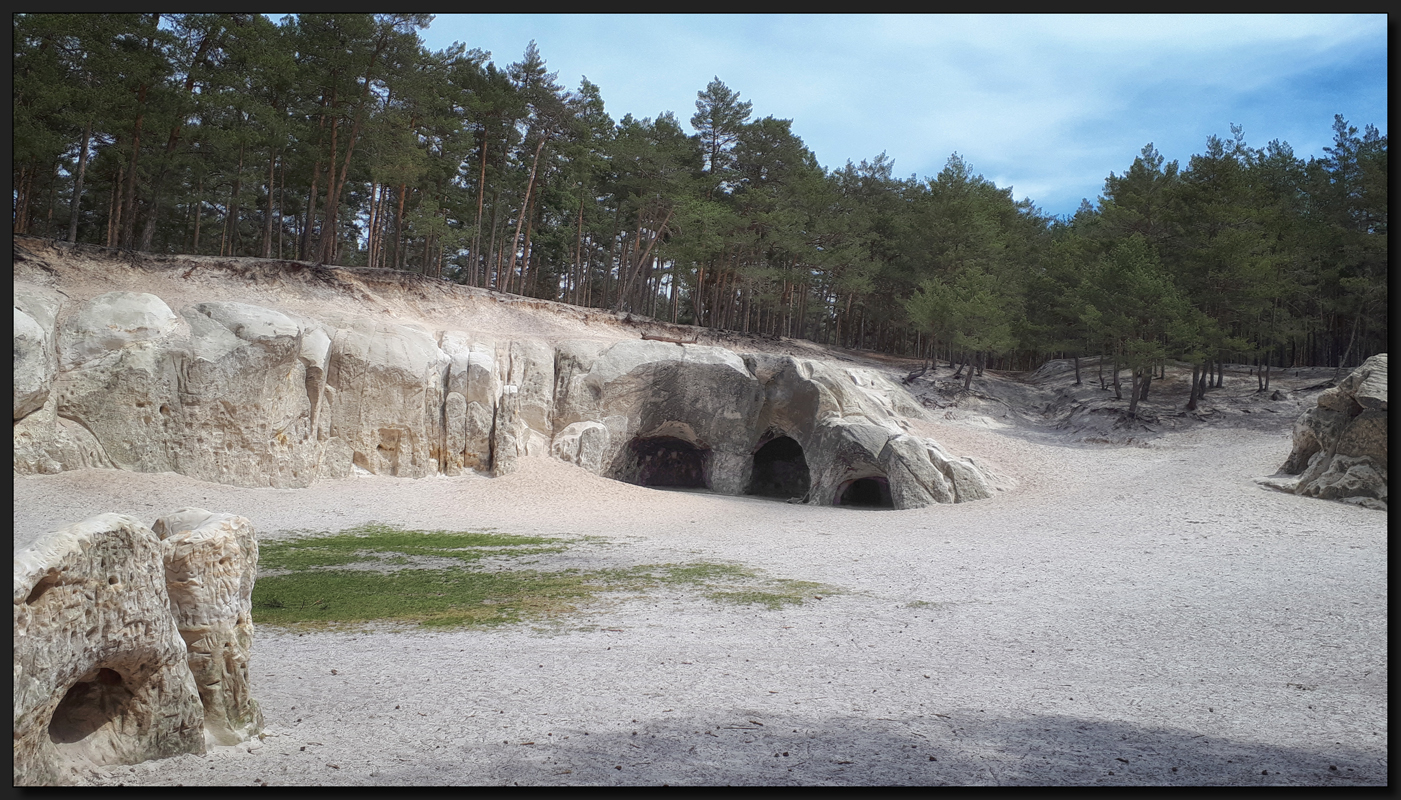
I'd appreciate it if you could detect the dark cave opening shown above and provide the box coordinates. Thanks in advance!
[835,476,893,509]
[747,436,811,500]
[629,436,709,489]
[48,667,134,746]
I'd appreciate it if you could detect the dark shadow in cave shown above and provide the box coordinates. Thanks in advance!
[835,476,894,509]
[747,436,811,500]
[629,436,709,489]
[49,667,133,746]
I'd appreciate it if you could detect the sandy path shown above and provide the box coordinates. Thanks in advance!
[13,423,1387,786]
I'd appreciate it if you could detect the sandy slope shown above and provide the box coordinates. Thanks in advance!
[14,416,1387,786]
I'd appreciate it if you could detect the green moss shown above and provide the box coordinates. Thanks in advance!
[251,525,841,630]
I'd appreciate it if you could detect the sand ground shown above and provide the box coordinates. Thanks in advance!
[13,415,1388,786]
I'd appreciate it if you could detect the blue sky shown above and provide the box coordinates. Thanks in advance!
[418,14,1387,220]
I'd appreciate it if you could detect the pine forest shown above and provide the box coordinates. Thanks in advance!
[13,14,1389,389]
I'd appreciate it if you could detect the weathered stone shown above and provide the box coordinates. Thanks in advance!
[551,421,610,474]
[14,515,205,786]
[1278,354,1388,509]
[14,307,55,420]
[323,319,449,478]
[15,276,1000,508]
[440,332,498,474]
[1341,354,1387,411]
[153,509,263,747]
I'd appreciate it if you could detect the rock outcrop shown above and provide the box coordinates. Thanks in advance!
[1273,354,1387,510]
[14,243,1002,510]
[13,510,261,785]
[153,510,263,747]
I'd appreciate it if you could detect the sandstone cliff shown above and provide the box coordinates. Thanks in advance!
[14,238,1000,510]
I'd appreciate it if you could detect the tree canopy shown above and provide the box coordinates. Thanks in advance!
[14,14,1388,378]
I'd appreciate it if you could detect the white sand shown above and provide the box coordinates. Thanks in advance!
[13,420,1388,786]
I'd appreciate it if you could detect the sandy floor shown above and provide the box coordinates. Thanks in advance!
[13,417,1388,786]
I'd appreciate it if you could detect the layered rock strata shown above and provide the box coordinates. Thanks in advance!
[13,510,261,785]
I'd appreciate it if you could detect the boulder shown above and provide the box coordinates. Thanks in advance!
[14,515,205,785]
[13,307,54,420]
[551,420,610,474]
[152,509,263,747]
[14,509,264,784]
[1278,354,1387,510]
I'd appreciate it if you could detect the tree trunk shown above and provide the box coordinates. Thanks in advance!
[1128,368,1141,415]
[1112,353,1122,400]
[261,151,276,258]
[1333,308,1362,383]
[395,183,408,271]
[472,135,488,286]
[300,159,321,261]
[506,136,549,287]
[191,176,202,253]
[1186,362,1200,410]
[117,83,149,249]
[318,102,340,264]
[67,120,93,243]
[222,142,244,256]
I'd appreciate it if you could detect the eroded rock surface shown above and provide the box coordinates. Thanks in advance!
[153,509,263,747]
[13,247,1001,509]
[13,510,263,785]
[14,515,206,785]
[1274,354,1387,510]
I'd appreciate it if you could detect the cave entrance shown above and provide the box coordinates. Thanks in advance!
[48,666,136,755]
[835,476,894,509]
[747,436,810,500]
[629,436,709,489]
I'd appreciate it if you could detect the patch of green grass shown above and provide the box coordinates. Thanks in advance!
[707,580,832,610]
[257,523,564,571]
[251,525,841,630]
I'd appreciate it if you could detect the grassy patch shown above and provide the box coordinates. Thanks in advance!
[258,523,563,571]
[251,525,839,630]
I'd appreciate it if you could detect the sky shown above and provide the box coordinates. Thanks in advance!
[418,14,1388,220]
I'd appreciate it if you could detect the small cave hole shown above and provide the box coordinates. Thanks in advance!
[26,574,59,605]
[748,436,811,500]
[629,436,709,489]
[107,576,120,586]
[836,476,894,509]
[49,667,136,746]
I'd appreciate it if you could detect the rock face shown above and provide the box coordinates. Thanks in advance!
[1278,354,1387,510]
[14,251,1002,510]
[153,510,263,747]
[13,511,261,785]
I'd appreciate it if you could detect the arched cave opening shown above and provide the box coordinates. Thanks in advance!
[48,666,135,748]
[747,436,811,500]
[629,436,710,489]
[835,476,894,509]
